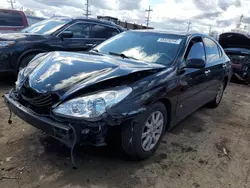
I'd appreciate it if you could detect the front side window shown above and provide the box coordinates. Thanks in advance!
[203,37,220,62]
[90,24,119,38]
[22,18,69,34]
[65,23,91,38]
[0,11,23,26]
[95,31,184,65]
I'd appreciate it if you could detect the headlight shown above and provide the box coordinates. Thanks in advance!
[15,68,25,91]
[0,41,15,47]
[53,87,132,120]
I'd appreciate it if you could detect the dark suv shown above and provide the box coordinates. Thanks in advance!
[0,17,124,73]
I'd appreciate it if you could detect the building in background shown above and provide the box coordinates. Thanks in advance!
[97,16,153,30]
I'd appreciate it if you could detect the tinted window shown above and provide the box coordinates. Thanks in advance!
[203,38,220,62]
[186,42,205,60]
[22,18,69,34]
[91,24,119,38]
[95,31,184,65]
[65,23,91,38]
[0,11,23,26]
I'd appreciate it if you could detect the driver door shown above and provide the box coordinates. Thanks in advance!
[176,37,209,121]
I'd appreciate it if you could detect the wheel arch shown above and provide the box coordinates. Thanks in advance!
[154,98,172,128]
[17,49,47,68]
[223,75,229,89]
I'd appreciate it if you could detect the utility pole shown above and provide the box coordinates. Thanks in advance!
[145,6,153,27]
[7,0,15,9]
[84,0,91,18]
[187,20,191,33]
[209,25,212,35]
[237,14,243,28]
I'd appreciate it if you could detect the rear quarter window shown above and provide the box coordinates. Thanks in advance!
[0,11,24,26]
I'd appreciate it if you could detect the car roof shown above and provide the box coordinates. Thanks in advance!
[127,29,205,37]
[0,8,25,14]
[50,16,125,30]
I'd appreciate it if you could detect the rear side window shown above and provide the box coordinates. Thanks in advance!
[65,23,91,38]
[0,11,23,26]
[203,37,220,62]
[90,24,119,38]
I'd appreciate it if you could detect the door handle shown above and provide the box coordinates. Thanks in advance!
[86,43,95,47]
[222,64,226,68]
[205,70,211,74]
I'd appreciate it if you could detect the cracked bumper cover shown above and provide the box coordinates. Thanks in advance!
[4,92,146,146]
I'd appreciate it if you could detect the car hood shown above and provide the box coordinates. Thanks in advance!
[219,32,250,50]
[0,32,46,41]
[24,51,166,99]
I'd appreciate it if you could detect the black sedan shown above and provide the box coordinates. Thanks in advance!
[0,16,124,73]
[4,30,231,160]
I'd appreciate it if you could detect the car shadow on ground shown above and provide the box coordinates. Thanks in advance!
[35,132,168,188]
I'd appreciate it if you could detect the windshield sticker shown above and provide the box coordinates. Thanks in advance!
[157,38,182,44]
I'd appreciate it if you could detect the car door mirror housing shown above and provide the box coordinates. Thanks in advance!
[186,58,206,69]
[59,31,73,39]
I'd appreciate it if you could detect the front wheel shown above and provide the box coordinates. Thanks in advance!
[121,102,167,160]
[208,81,225,108]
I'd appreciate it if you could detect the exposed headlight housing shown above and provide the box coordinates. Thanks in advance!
[0,41,16,47]
[53,87,132,120]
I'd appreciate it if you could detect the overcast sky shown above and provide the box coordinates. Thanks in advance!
[1,0,250,33]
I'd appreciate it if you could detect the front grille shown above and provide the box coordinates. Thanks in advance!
[19,79,59,114]
[21,92,52,107]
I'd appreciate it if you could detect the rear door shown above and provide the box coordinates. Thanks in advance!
[202,37,225,101]
[88,23,120,48]
[176,38,208,121]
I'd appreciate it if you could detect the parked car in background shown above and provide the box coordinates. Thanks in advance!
[4,31,231,160]
[219,32,250,84]
[0,17,124,74]
[0,9,28,33]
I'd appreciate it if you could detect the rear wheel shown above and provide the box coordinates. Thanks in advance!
[208,80,225,108]
[121,102,167,160]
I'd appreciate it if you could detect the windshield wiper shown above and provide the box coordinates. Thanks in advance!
[90,49,99,53]
[109,52,138,60]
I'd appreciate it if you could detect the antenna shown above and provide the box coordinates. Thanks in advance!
[84,0,91,18]
[7,0,15,9]
[145,6,153,27]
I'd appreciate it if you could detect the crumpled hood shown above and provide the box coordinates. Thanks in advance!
[25,51,165,99]
[0,32,45,41]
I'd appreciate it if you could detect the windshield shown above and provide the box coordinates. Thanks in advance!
[95,31,184,65]
[22,18,69,35]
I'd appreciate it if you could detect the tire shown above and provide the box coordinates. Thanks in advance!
[121,102,167,160]
[18,54,36,72]
[208,80,225,108]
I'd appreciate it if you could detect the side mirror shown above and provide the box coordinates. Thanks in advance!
[186,58,206,69]
[59,31,73,39]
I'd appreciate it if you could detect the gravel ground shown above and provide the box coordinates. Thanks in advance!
[0,79,249,188]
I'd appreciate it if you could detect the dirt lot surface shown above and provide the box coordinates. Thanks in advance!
[0,79,250,188]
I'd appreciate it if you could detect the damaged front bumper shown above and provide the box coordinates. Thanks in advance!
[4,92,109,148]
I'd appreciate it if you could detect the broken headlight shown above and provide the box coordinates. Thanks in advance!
[53,87,132,120]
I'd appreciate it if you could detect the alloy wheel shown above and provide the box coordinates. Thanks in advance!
[141,111,164,151]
